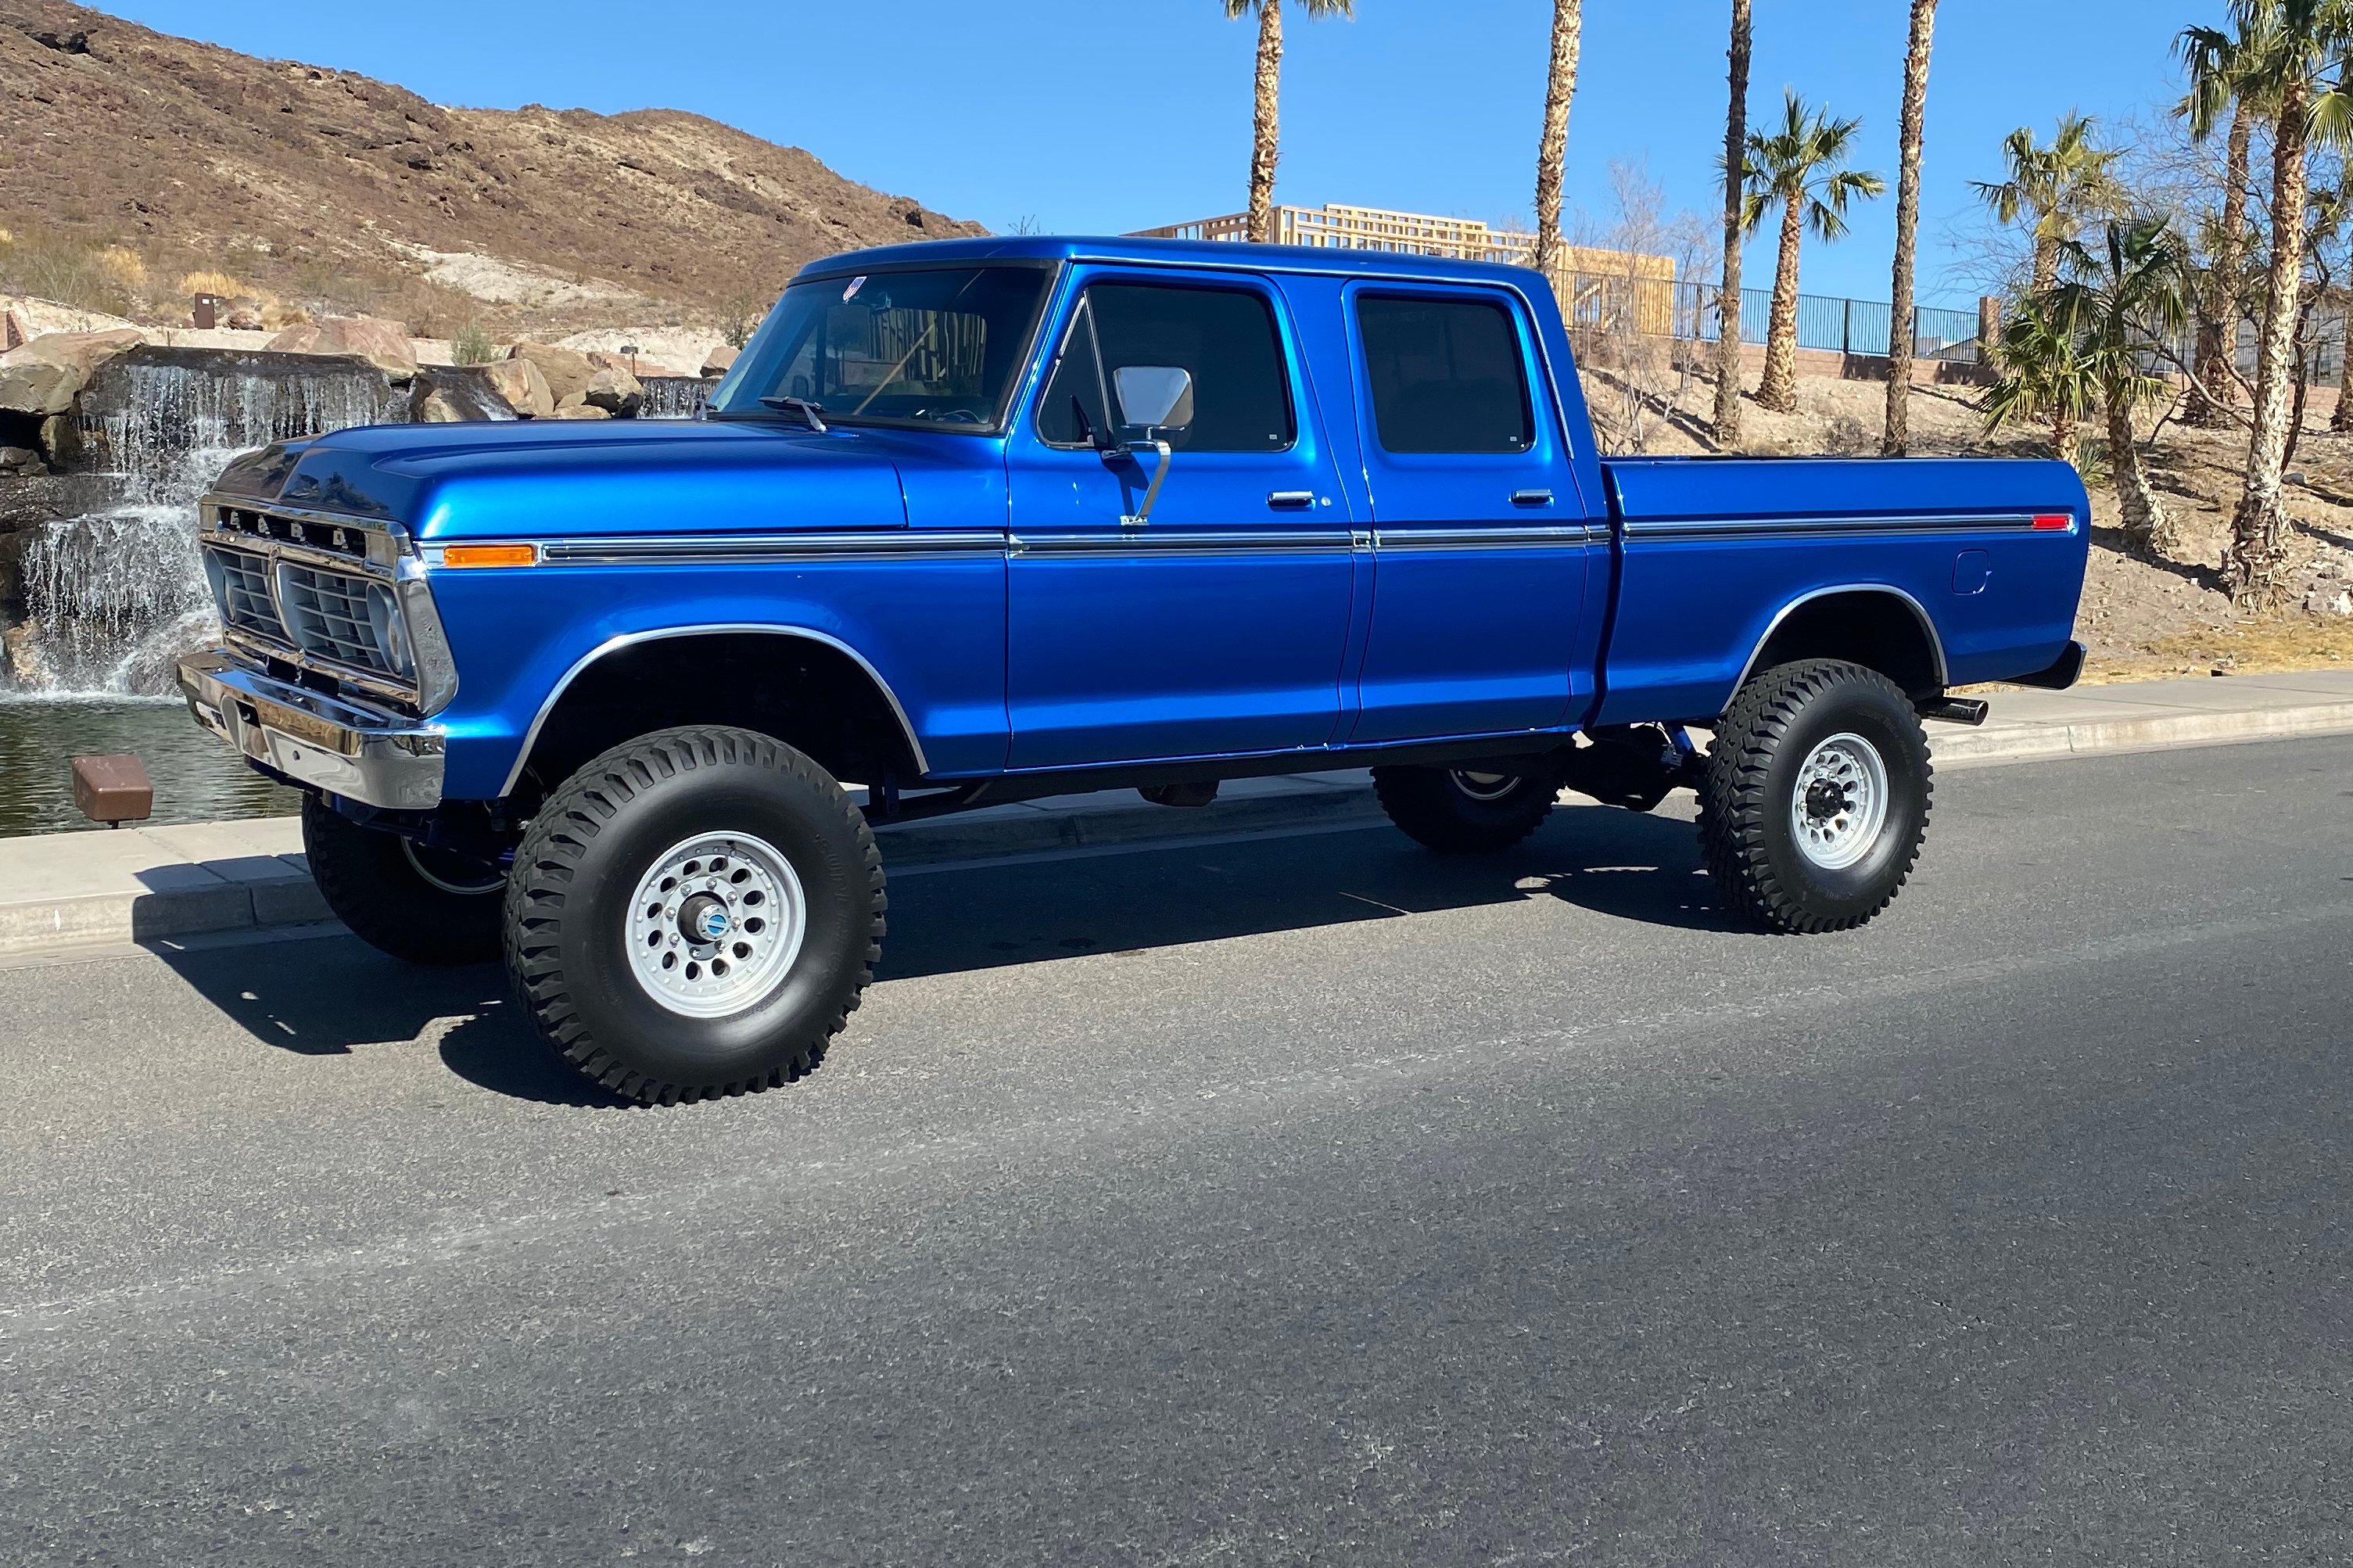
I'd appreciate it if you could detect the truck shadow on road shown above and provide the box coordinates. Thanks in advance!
[148,804,1727,1105]
[877,802,1731,978]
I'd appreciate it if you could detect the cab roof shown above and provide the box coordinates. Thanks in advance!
[792,234,1546,290]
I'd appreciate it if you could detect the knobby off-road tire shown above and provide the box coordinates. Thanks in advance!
[1372,765,1557,854]
[504,727,885,1105]
[302,795,505,966]
[1698,658,1932,934]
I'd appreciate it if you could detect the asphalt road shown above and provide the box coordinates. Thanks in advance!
[2,737,2348,1565]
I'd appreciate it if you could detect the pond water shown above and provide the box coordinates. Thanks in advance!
[0,698,299,838]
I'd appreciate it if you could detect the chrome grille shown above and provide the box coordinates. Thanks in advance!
[203,547,286,645]
[277,562,404,678]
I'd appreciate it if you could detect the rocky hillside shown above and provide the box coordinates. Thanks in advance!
[0,2,984,337]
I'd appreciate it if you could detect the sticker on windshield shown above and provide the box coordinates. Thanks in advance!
[841,275,866,303]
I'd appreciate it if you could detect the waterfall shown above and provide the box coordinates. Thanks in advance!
[5,351,397,699]
[639,375,716,419]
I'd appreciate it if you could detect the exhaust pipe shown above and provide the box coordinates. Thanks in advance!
[1916,696,1989,727]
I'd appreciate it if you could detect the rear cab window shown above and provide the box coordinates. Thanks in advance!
[1355,294,1535,456]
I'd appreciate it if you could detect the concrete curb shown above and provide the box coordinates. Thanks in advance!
[5,680,2352,960]
[1927,698,2353,765]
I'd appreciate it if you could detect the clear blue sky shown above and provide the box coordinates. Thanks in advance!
[99,0,2226,308]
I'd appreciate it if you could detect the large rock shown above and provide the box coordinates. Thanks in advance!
[267,315,418,380]
[581,365,644,416]
[2,619,52,687]
[550,401,611,421]
[0,359,81,416]
[0,327,149,414]
[701,344,740,379]
[37,414,79,467]
[482,356,554,418]
[509,342,597,407]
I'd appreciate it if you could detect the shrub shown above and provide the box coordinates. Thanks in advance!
[0,230,138,319]
[450,322,498,364]
[96,246,148,292]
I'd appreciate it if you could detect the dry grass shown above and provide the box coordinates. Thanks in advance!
[2087,616,2353,680]
[177,268,250,298]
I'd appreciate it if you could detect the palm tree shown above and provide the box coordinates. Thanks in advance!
[2179,11,2278,424]
[1979,296,2095,469]
[1742,91,1886,414]
[1227,0,1358,246]
[2061,219,2194,557]
[1530,0,1586,282]
[1883,0,1939,457]
[1971,114,2124,297]
[2183,0,2353,605]
[1709,0,1753,447]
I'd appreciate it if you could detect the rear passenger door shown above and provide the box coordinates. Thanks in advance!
[1345,285,1591,744]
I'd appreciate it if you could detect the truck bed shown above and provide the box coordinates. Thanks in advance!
[1591,455,2092,726]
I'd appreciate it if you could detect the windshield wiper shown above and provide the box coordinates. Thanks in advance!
[757,395,829,432]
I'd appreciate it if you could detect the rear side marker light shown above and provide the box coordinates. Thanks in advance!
[2032,514,2073,531]
[442,544,539,568]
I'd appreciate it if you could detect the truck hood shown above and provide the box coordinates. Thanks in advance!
[210,418,952,538]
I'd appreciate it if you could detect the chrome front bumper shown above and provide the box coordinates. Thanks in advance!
[178,650,446,811]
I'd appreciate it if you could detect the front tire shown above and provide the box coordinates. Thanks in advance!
[302,796,505,966]
[504,727,885,1105]
[1697,659,1932,934]
[1372,765,1558,854]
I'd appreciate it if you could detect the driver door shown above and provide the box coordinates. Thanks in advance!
[1003,271,1357,770]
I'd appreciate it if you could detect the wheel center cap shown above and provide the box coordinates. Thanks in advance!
[1803,779,1849,821]
[679,893,732,945]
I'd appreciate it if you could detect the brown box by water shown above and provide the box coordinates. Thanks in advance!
[71,754,153,827]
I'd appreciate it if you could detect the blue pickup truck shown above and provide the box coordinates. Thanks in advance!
[180,235,2089,1103]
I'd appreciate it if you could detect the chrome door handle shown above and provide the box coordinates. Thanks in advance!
[1268,490,1315,510]
[1511,489,1555,507]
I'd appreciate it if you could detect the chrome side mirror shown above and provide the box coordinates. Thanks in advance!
[1110,365,1193,528]
[1114,365,1194,434]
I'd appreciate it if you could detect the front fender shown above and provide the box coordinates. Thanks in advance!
[426,554,1008,800]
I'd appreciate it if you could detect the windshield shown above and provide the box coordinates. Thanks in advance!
[708,264,1051,430]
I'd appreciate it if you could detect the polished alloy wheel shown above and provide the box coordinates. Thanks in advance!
[1788,731,1888,871]
[625,831,808,1018]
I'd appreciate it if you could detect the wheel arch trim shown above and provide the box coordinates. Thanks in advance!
[497,623,931,798]
[1730,583,1949,700]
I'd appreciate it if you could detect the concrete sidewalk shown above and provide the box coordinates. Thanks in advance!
[4,667,2349,957]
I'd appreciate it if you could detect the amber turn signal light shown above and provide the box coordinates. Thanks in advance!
[440,544,539,568]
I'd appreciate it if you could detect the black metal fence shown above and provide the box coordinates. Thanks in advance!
[1557,273,1986,364]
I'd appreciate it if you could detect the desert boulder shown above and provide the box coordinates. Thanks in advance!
[266,314,419,380]
[482,356,554,418]
[580,366,644,416]
[508,343,597,407]
[0,328,148,414]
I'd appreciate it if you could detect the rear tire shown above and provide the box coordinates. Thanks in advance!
[302,797,504,966]
[1372,765,1557,854]
[1697,658,1932,934]
[504,727,885,1106]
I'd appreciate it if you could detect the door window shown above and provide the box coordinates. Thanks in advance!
[1038,282,1295,452]
[1356,295,1534,455]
